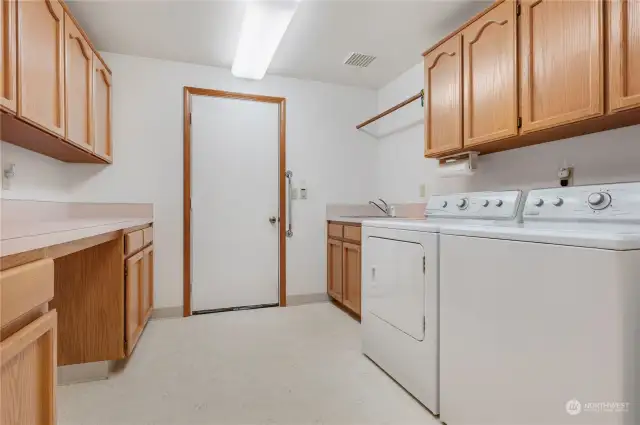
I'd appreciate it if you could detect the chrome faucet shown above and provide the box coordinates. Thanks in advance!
[369,198,390,216]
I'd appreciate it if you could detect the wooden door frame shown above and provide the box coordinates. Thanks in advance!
[182,87,287,317]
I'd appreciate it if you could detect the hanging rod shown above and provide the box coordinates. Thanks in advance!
[356,90,423,130]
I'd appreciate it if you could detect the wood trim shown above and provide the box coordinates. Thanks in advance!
[356,92,422,130]
[182,86,287,316]
[422,0,506,57]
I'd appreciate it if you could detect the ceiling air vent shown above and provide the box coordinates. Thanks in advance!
[344,52,376,68]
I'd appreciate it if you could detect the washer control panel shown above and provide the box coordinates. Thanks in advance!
[426,190,523,220]
[524,182,640,221]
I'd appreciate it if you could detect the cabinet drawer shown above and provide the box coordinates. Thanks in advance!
[143,226,153,246]
[0,259,54,328]
[328,223,343,238]
[343,225,361,243]
[125,230,144,256]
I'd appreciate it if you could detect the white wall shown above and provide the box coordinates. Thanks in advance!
[375,62,640,202]
[1,52,378,308]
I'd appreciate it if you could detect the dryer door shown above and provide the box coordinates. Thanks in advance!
[365,236,426,341]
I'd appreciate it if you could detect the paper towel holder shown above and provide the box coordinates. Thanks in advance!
[438,151,479,169]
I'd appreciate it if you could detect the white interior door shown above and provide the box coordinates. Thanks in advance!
[191,95,280,312]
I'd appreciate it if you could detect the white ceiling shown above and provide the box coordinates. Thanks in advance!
[67,0,490,89]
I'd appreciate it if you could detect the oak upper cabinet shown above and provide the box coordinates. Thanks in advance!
[462,0,517,147]
[64,13,93,151]
[342,242,361,316]
[519,0,604,133]
[608,0,640,113]
[1,310,57,425]
[0,0,17,112]
[327,238,343,302]
[93,53,112,162]
[424,35,463,156]
[17,0,65,137]
[125,250,144,355]
[142,245,154,326]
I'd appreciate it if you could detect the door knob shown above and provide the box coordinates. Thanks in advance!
[269,216,277,224]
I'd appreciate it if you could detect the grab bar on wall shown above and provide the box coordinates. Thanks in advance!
[286,170,293,237]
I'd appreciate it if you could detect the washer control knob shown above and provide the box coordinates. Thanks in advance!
[442,200,448,208]
[587,192,611,210]
[495,199,504,207]
[481,199,489,207]
[552,197,564,207]
[534,198,544,207]
[457,198,468,209]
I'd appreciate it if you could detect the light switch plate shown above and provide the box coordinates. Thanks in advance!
[300,188,307,200]
[291,188,298,200]
[419,184,427,198]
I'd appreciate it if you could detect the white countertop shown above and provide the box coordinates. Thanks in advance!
[1,217,153,257]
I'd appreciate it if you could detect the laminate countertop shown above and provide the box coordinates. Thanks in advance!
[1,217,153,258]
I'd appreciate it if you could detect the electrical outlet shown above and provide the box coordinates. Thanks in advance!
[2,163,15,190]
[300,188,307,200]
[419,184,427,198]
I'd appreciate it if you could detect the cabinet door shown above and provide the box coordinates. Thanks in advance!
[1,309,56,425]
[608,0,640,112]
[342,242,361,316]
[520,0,603,133]
[462,1,517,147]
[64,13,92,151]
[125,251,144,355]
[327,238,343,302]
[424,35,463,156]
[142,245,154,326]
[0,0,16,112]
[17,0,65,136]
[93,54,112,161]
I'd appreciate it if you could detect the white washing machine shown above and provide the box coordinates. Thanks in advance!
[361,190,524,415]
[440,182,640,425]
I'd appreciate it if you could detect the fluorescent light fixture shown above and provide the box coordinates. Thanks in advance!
[232,0,300,80]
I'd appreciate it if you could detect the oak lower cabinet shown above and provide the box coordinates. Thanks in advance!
[608,0,640,113]
[519,0,604,132]
[17,0,66,137]
[327,222,361,319]
[341,242,361,316]
[423,35,463,156]
[124,227,153,355]
[0,0,17,113]
[0,259,57,425]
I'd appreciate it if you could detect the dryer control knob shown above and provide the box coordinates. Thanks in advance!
[588,192,611,210]
[481,200,489,207]
[457,198,468,209]
[495,199,504,207]
[534,198,544,207]
[552,197,564,207]
[442,200,448,208]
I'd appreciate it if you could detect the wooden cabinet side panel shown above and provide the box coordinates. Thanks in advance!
[0,0,17,112]
[520,0,604,132]
[51,238,125,365]
[17,0,65,136]
[463,0,518,146]
[1,309,56,425]
[327,239,343,301]
[424,35,463,156]
[341,243,361,316]
[93,54,112,161]
[142,245,154,325]
[608,0,640,112]
[64,12,92,150]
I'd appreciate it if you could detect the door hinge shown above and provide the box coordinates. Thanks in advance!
[124,268,128,278]
[516,3,521,16]
[517,117,522,128]
[189,112,192,124]
[422,256,426,274]
[423,316,426,332]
